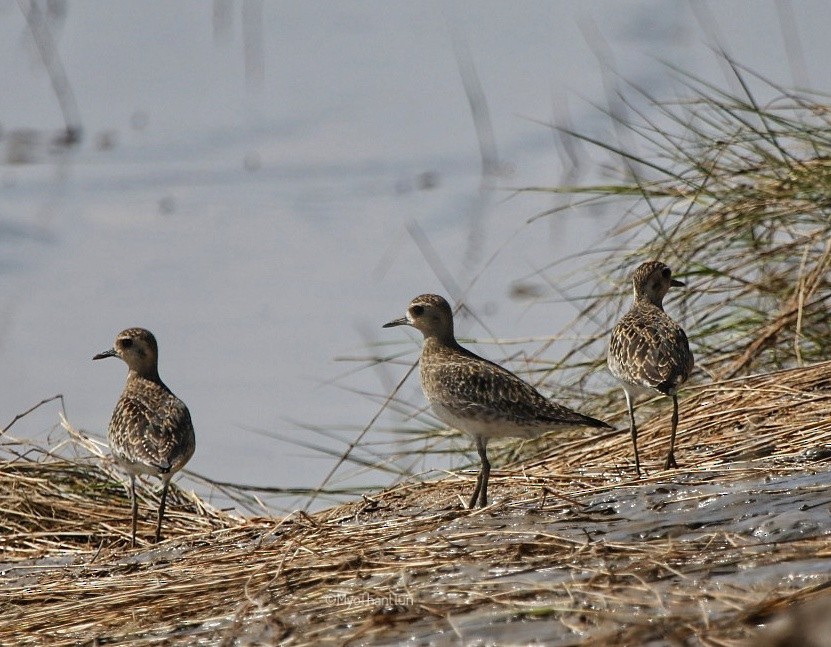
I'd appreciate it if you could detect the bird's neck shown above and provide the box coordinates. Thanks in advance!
[127,367,164,386]
[422,332,460,353]
[634,293,665,311]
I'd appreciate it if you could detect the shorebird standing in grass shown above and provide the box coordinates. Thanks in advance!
[384,294,613,508]
[94,328,195,547]
[608,261,694,476]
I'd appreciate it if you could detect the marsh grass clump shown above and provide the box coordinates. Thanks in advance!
[479,67,831,475]
[3,360,831,645]
[0,423,233,557]
[544,67,831,388]
[310,66,831,497]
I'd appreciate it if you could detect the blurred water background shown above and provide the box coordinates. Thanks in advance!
[2,1,830,510]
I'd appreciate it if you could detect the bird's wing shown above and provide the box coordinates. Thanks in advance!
[110,391,195,472]
[610,310,694,393]
[424,349,609,429]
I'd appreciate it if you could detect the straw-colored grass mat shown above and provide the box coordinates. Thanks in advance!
[3,362,831,645]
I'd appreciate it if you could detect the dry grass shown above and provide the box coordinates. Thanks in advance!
[521,70,831,405]
[6,57,831,647]
[332,70,831,508]
[522,358,831,476]
[3,361,831,646]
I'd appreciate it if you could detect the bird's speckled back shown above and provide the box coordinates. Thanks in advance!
[97,328,195,476]
[608,262,694,395]
[386,294,611,439]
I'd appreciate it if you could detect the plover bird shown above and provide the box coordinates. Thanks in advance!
[608,261,694,476]
[384,294,612,508]
[94,328,195,546]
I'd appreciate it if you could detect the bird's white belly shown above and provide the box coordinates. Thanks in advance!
[616,379,661,400]
[114,455,168,477]
[430,402,545,440]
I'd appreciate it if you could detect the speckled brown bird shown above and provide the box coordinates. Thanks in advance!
[608,261,694,476]
[384,294,612,508]
[94,328,195,547]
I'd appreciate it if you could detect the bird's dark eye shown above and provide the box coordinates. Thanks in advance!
[121,338,133,349]
[661,267,671,279]
[411,305,425,317]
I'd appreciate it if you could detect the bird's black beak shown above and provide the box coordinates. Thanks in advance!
[93,348,118,361]
[670,279,685,288]
[382,316,409,328]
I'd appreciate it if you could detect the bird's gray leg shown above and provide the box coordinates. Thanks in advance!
[129,474,138,548]
[664,395,679,470]
[155,476,170,543]
[624,390,641,477]
[468,436,490,509]
[468,460,483,509]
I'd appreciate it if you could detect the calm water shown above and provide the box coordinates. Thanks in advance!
[2,1,831,510]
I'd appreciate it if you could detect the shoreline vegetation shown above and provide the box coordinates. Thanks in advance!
[3,361,831,645]
[5,67,831,644]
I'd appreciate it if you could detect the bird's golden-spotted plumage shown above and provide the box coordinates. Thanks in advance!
[608,261,694,476]
[94,328,195,546]
[384,294,611,508]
